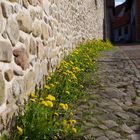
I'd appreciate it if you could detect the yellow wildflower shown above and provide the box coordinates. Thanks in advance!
[70,112,73,116]
[68,79,71,82]
[28,93,37,98]
[65,91,70,95]
[48,76,51,80]
[31,93,37,98]
[69,61,74,65]
[65,104,68,111]
[54,82,59,85]
[50,84,55,88]
[70,120,76,124]
[41,101,48,106]
[46,100,53,107]
[17,126,23,135]
[54,112,59,117]
[71,73,77,80]
[46,94,56,101]
[73,67,81,72]
[44,85,51,90]
[41,100,53,107]
[64,65,68,69]
[80,85,84,88]
[63,72,67,76]
[30,98,36,102]
[63,120,70,129]
[39,98,44,101]
[63,120,67,126]
[71,128,77,133]
[59,103,68,111]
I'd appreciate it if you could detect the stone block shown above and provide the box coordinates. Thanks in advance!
[13,69,24,76]
[13,47,29,70]
[56,33,64,46]
[32,19,42,37]
[0,4,6,34]
[41,60,48,75]
[43,0,50,15]
[22,0,29,8]
[1,2,13,18]
[29,37,37,55]
[34,62,43,83]
[24,70,35,92]
[4,69,13,81]
[0,73,5,105]
[41,22,49,40]
[0,40,12,63]
[30,8,36,21]
[36,39,45,60]
[6,17,19,46]
[16,11,32,33]
[12,79,24,97]
[38,0,43,7]
[28,0,38,6]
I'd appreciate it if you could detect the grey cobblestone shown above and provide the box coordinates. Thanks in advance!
[76,47,140,140]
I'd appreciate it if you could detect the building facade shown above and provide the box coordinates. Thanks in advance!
[104,0,115,41]
[113,0,140,43]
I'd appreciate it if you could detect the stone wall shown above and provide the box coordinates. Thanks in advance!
[0,0,104,133]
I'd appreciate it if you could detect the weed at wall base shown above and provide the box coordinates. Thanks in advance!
[7,40,112,140]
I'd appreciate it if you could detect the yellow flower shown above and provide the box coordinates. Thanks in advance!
[65,104,68,111]
[48,76,51,80]
[17,126,23,135]
[65,91,70,95]
[80,85,84,88]
[68,79,71,82]
[71,73,77,80]
[46,100,53,107]
[29,93,37,98]
[50,84,55,88]
[54,112,59,117]
[70,112,73,116]
[39,98,44,101]
[70,120,76,124]
[71,128,77,133]
[41,101,48,106]
[73,67,81,72]
[55,82,59,85]
[63,72,67,76]
[41,100,53,107]
[69,61,74,65]
[63,120,70,129]
[44,85,51,90]
[46,94,56,101]
[30,98,36,102]
[59,103,68,111]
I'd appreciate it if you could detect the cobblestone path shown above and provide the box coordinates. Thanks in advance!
[76,47,140,140]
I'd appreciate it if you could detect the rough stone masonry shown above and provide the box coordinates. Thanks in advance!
[0,0,104,133]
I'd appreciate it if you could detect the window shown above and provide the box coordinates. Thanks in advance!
[125,26,128,34]
[118,28,122,36]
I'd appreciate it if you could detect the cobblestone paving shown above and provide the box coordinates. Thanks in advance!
[76,47,140,140]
